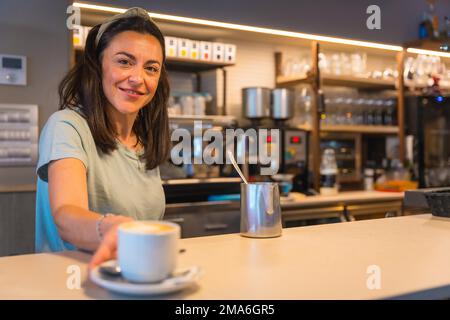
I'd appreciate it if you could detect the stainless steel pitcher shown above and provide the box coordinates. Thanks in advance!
[240,182,282,238]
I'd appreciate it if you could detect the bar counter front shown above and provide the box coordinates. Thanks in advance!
[1,214,450,299]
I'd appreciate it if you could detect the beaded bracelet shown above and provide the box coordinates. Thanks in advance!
[96,213,113,241]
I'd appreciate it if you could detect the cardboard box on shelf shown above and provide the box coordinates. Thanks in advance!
[165,36,178,58]
[72,25,84,48]
[200,41,212,61]
[190,41,200,60]
[212,43,225,62]
[224,44,236,63]
[177,38,191,59]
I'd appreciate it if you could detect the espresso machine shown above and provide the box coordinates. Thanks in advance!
[241,87,309,193]
[160,116,242,203]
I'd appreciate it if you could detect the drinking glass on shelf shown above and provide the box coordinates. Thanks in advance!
[354,98,365,125]
[291,57,303,76]
[364,98,375,125]
[301,57,311,75]
[180,95,194,115]
[304,88,313,124]
[325,97,337,124]
[331,53,342,75]
[374,99,384,125]
[383,99,397,125]
[371,70,383,79]
[295,87,312,126]
[382,68,395,80]
[351,52,367,76]
[334,97,346,124]
[283,58,294,77]
[415,54,429,86]
[319,53,330,74]
[283,57,308,77]
[340,53,351,75]
[343,97,354,124]
[404,57,415,81]
[167,96,182,116]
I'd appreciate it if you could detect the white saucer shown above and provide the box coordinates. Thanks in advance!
[90,260,202,296]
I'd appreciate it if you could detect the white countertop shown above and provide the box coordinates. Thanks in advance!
[282,190,403,207]
[1,214,448,300]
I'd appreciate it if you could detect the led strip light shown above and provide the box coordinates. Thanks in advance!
[73,2,403,51]
[406,48,450,59]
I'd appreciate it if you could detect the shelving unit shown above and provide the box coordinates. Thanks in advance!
[321,74,396,89]
[321,125,399,134]
[275,46,403,190]
[276,74,310,87]
[165,57,234,73]
[276,74,396,90]
[168,114,237,127]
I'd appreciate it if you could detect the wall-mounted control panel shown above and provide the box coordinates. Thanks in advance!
[0,104,38,166]
[0,54,27,86]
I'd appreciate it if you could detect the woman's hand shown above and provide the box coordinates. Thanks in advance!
[88,225,118,270]
[88,215,133,270]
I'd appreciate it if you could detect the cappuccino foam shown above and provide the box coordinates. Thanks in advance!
[120,221,176,234]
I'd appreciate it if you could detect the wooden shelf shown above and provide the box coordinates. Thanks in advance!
[169,115,237,127]
[165,57,235,72]
[321,74,396,89]
[276,74,311,87]
[404,79,450,92]
[295,123,398,134]
[321,124,399,134]
[276,73,396,89]
[294,124,312,131]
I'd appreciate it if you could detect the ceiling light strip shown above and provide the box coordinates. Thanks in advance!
[73,2,403,51]
[406,48,450,59]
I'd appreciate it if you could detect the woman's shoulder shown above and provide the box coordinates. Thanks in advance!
[47,107,85,124]
[41,108,92,142]
[44,108,90,132]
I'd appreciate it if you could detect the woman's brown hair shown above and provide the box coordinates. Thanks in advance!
[59,16,170,170]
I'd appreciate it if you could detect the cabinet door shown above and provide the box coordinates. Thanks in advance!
[202,210,240,237]
[164,213,204,238]
[346,201,403,221]
[164,210,240,238]
[0,192,35,256]
[282,205,345,228]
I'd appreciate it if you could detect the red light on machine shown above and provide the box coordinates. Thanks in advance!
[266,135,272,143]
[290,136,301,144]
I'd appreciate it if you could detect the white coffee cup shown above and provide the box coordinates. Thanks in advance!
[118,220,180,283]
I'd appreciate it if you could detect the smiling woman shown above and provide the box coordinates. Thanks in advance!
[35,8,171,255]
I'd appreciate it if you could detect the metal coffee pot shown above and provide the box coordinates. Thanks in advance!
[240,182,282,238]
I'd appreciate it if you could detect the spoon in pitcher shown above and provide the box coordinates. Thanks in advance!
[227,151,248,184]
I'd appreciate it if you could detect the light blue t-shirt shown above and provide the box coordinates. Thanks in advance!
[35,109,165,252]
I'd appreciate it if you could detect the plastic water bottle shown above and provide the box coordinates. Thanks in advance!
[320,148,339,195]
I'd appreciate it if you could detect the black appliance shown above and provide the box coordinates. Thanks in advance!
[242,125,309,193]
[405,95,450,188]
